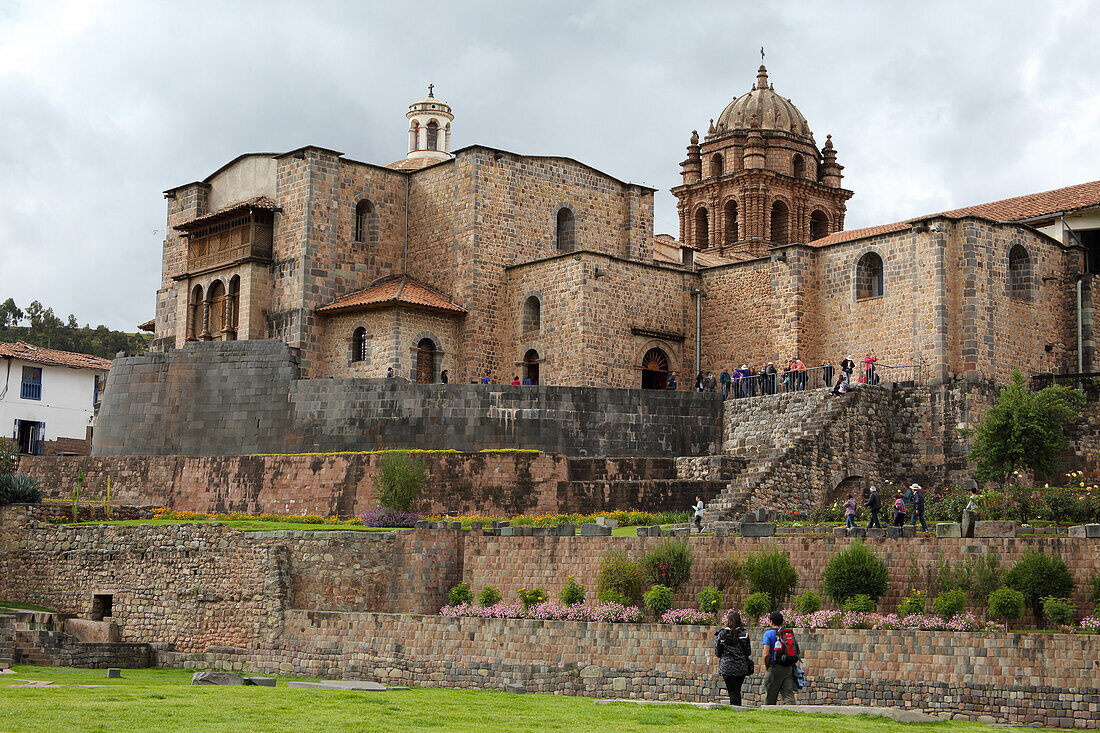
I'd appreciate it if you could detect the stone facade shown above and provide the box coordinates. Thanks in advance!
[91,340,722,457]
[16,454,725,518]
[145,80,1098,398]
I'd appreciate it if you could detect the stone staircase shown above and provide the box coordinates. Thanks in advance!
[4,610,152,669]
[705,387,887,520]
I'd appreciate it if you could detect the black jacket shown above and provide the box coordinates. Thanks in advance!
[866,491,881,512]
[715,626,751,677]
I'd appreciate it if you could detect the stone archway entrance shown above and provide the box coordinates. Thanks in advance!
[523,349,540,385]
[641,347,670,390]
[415,339,436,383]
[832,475,864,503]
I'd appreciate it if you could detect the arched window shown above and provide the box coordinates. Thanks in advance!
[524,349,540,385]
[770,200,789,245]
[724,200,739,244]
[1009,245,1032,300]
[426,120,439,151]
[354,199,374,244]
[711,152,723,177]
[208,280,227,339]
[792,154,805,179]
[415,338,436,383]
[809,210,829,241]
[556,207,575,252]
[641,347,670,390]
[227,276,240,339]
[523,296,541,333]
[409,121,420,151]
[856,252,885,300]
[352,327,368,363]
[188,284,204,340]
[694,208,709,249]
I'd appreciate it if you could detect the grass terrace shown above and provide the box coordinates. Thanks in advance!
[0,665,1001,733]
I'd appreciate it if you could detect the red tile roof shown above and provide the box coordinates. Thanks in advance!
[384,157,450,172]
[138,319,155,333]
[316,275,467,315]
[174,196,279,231]
[812,179,1100,248]
[0,341,111,371]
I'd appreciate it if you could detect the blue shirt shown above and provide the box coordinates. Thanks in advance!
[762,628,778,662]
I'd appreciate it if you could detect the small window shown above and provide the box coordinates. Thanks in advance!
[410,121,420,151]
[1009,244,1032,300]
[770,200,789,245]
[856,252,885,300]
[711,152,723,177]
[351,327,369,363]
[91,594,113,621]
[724,200,738,244]
[694,208,709,249]
[426,120,439,150]
[20,366,41,400]
[792,154,806,179]
[556,208,576,252]
[809,210,829,241]
[523,296,541,333]
[354,200,375,244]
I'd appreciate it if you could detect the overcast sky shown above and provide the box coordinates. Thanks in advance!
[2,0,1099,331]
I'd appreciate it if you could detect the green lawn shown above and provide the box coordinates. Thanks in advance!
[0,601,57,612]
[69,519,406,533]
[0,665,1000,733]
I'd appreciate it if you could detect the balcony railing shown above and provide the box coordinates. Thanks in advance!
[187,241,272,274]
[20,381,41,400]
[184,219,273,275]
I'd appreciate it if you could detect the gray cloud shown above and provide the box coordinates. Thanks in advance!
[2,0,1098,330]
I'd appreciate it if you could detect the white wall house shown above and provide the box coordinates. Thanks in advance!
[0,341,111,455]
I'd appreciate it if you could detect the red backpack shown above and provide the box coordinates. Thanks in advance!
[773,627,800,666]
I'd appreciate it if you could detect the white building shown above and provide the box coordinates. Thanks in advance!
[0,341,111,455]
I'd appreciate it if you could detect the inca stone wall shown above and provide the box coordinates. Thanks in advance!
[17,454,725,518]
[157,613,1100,728]
[92,340,722,457]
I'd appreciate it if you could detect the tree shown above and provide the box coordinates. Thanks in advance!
[1004,551,1075,623]
[0,298,22,328]
[968,370,1083,484]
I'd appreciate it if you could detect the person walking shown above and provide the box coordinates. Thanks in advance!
[715,610,752,706]
[482,372,491,384]
[761,612,798,705]
[910,484,927,531]
[666,372,678,390]
[692,496,705,533]
[892,491,906,527]
[694,371,705,392]
[843,493,857,530]
[719,367,732,400]
[902,484,914,514]
[865,486,882,529]
[704,371,718,393]
[440,369,449,384]
[821,360,834,389]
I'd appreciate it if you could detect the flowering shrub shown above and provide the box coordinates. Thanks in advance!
[755,609,1006,633]
[1081,615,1100,634]
[440,601,643,623]
[447,582,473,606]
[661,608,715,625]
[697,586,723,615]
[360,507,420,527]
[559,576,585,606]
[517,587,548,610]
[640,539,693,591]
[794,590,822,615]
[477,585,502,607]
[897,589,926,615]
[148,508,369,526]
[643,585,674,618]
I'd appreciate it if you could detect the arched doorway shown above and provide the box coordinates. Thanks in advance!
[523,349,539,385]
[207,280,227,340]
[415,339,436,383]
[641,347,670,390]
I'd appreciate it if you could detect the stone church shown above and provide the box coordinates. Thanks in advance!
[150,67,1100,388]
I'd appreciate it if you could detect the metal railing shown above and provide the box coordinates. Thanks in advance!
[710,362,922,400]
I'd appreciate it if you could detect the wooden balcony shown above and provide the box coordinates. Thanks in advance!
[174,212,274,279]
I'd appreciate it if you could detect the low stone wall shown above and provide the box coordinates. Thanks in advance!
[92,340,722,457]
[461,534,1100,612]
[15,454,723,517]
[158,611,1100,728]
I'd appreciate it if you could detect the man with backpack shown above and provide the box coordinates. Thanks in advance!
[761,611,799,705]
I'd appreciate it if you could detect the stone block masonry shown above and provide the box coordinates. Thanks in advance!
[92,340,721,457]
[158,612,1100,729]
[18,454,725,518]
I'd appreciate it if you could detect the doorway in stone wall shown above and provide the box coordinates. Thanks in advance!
[415,339,436,383]
[641,347,670,390]
[523,349,539,385]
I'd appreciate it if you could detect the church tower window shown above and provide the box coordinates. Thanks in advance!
[809,210,829,241]
[792,154,805,179]
[426,120,439,151]
[556,207,576,252]
[355,199,376,244]
[724,200,738,244]
[856,252,885,300]
[770,201,789,245]
[1008,245,1032,300]
[711,153,723,177]
[694,208,709,249]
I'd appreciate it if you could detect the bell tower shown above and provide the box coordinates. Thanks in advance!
[406,85,454,163]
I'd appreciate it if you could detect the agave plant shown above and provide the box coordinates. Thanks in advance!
[0,473,42,505]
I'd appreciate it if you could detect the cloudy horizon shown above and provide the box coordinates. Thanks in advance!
[2,0,1098,332]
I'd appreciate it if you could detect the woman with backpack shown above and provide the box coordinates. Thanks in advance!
[714,610,752,706]
[892,491,907,526]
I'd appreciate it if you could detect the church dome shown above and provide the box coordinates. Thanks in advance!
[714,65,812,140]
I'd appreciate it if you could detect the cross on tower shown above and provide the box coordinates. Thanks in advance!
[760,46,765,63]
[428,83,434,97]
